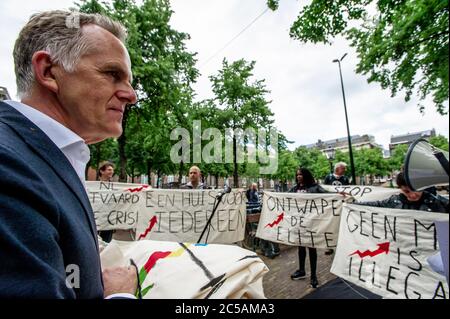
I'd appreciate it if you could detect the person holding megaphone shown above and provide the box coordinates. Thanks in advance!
[355,172,448,213]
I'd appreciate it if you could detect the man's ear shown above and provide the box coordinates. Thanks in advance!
[31,51,59,94]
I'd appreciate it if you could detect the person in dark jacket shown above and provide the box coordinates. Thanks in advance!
[181,166,208,189]
[324,162,350,186]
[246,183,260,203]
[289,168,328,288]
[356,172,448,213]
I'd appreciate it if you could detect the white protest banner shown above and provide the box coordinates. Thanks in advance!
[86,182,246,244]
[101,240,269,299]
[331,203,449,299]
[137,189,246,244]
[322,185,399,202]
[86,181,148,231]
[256,192,348,249]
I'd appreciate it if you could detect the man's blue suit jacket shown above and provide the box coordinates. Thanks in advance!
[0,101,103,298]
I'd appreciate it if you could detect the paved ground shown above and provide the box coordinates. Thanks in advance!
[257,244,337,299]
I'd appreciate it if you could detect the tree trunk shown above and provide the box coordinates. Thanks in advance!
[95,143,101,180]
[233,135,238,187]
[118,108,129,182]
[215,174,219,188]
[146,159,152,186]
[178,160,184,184]
[84,163,90,181]
[157,170,161,188]
[130,164,134,183]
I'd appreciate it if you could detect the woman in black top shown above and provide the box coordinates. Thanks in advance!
[289,167,328,288]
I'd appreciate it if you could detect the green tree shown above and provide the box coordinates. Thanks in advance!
[387,144,409,172]
[210,58,275,187]
[244,162,261,179]
[189,100,233,187]
[293,146,314,170]
[86,138,119,179]
[353,147,388,184]
[293,146,330,181]
[429,134,449,151]
[334,149,350,166]
[78,0,198,182]
[271,150,298,182]
[333,148,389,184]
[268,0,449,114]
[123,108,178,185]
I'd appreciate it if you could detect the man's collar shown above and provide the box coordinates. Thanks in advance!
[187,181,203,188]
[4,100,85,149]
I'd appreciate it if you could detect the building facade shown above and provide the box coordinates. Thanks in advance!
[306,134,383,158]
[389,129,436,152]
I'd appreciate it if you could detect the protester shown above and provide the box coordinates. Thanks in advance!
[323,161,350,255]
[97,161,134,241]
[0,10,138,298]
[289,167,329,288]
[324,162,350,186]
[98,161,115,182]
[97,162,115,243]
[246,182,259,203]
[356,172,449,213]
[181,165,208,189]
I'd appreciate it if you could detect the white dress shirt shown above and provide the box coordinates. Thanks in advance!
[5,100,90,185]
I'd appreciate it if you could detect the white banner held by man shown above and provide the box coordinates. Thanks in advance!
[256,191,348,249]
[100,240,269,299]
[331,203,449,299]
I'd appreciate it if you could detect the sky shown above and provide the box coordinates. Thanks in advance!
[1,0,448,151]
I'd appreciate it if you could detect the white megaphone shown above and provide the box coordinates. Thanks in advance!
[404,138,449,191]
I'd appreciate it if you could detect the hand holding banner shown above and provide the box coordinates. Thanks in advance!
[100,240,269,299]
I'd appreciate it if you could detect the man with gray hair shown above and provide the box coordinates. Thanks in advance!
[0,10,138,298]
[324,162,350,186]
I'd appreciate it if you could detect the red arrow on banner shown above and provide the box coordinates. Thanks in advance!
[138,216,157,240]
[265,212,284,228]
[127,185,149,192]
[349,242,390,259]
